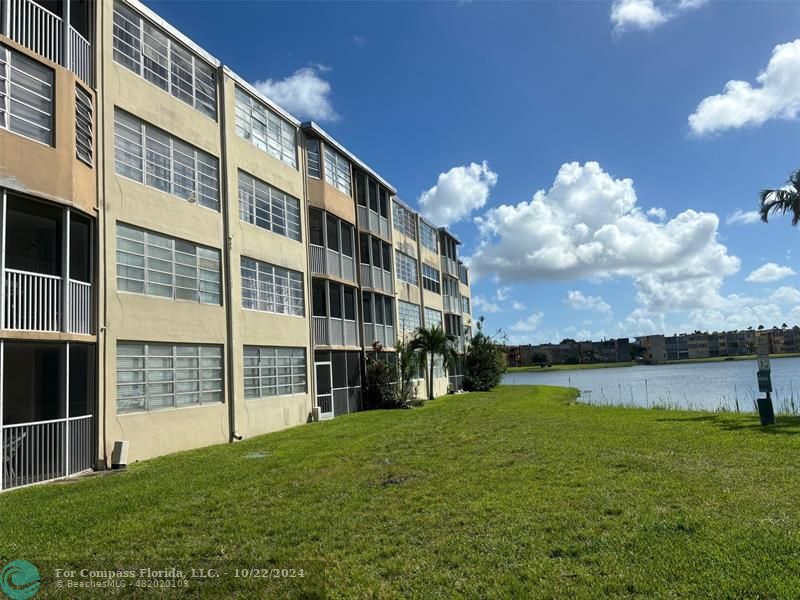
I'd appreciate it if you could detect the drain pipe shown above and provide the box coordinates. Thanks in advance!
[217,66,241,443]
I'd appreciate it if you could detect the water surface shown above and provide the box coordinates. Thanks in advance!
[501,357,800,413]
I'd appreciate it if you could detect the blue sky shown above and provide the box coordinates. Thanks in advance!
[147,0,800,344]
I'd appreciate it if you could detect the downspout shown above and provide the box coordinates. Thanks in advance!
[98,0,109,469]
[300,134,316,421]
[217,67,240,442]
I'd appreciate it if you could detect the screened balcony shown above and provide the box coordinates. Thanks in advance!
[355,172,390,240]
[2,192,94,335]
[362,291,394,349]
[1,341,95,491]
[312,279,359,347]
[308,208,356,283]
[358,233,393,294]
[2,0,93,85]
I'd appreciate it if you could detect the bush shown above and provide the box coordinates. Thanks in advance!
[464,317,506,392]
[364,358,396,410]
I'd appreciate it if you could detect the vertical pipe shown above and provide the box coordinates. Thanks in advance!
[63,208,70,332]
[65,342,70,476]
[0,340,4,491]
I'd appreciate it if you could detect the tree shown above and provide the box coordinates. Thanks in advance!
[395,337,423,408]
[409,325,457,401]
[783,323,788,329]
[464,317,506,391]
[759,169,800,225]
[758,325,765,331]
[531,352,548,366]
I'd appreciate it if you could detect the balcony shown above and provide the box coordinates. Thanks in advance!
[359,263,393,294]
[3,0,93,85]
[2,193,94,336]
[358,205,390,240]
[310,244,356,283]
[441,256,458,278]
[1,341,95,491]
[313,316,359,347]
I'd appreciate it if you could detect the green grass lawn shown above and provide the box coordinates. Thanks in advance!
[3,386,800,598]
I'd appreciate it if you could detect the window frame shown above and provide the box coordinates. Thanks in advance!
[234,86,297,169]
[238,169,302,242]
[243,346,307,399]
[395,250,418,286]
[0,45,55,146]
[241,256,305,317]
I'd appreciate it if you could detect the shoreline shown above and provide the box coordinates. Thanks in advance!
[506,352,800,373]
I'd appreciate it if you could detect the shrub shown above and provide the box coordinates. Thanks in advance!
[464,317,506,392]
[364,357,396,410]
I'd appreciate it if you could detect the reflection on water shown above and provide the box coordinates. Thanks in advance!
[501,357,800,413]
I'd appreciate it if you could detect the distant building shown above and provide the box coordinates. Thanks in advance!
[637,335,666,363]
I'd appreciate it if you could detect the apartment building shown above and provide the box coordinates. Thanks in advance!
[0,0,471,491]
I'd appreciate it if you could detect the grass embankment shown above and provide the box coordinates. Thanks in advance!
[508,351,800,373]
[3,386,800,598]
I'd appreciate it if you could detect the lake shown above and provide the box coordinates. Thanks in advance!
[501,356,800,413]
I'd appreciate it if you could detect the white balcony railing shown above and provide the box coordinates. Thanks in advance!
[329,317,343,346]
[313,316,329,346]
[344,319,358,346]
[326,248,341,279]
[68,279,92,334]
[310,244,325,274]
[1,414,94,491]
[4,269,62,331]
[3,269,92,334]
[69,27,91,86]
[6,0,93,85]
[444,295,461,314]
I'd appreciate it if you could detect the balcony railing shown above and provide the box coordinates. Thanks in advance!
[3,269,92,334]
[358,206,390,240]
[313,316,329,346]
[5,0,93,85]
[360,264,393,294]
[441,256,458,278]
[443,294,461,314]
[313,316,359,347]
[1,414,94,491]
[364,324,395,349]
[310,244,356,284]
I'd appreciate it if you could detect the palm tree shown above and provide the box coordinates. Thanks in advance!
[409,325,457,401]
[759,169,800,225]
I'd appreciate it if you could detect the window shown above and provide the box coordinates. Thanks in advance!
[116,342,223,413]
[444,276,460,298]
[241,256,304,316]
[243,346,306,399]
[324,145,351,196]
[420,221,438,253]
[462,296,471,314]
[459,263,469,285]
[0,45,54,145]
[395,251,418,286]
[238,170,301,241]
[234,87,296,168]
[424,307,442,329]
[306,138,321,178]
[326,215,339,252]
[392,200,417,240]
[114,109,220,210]
[116,223,222,304]
[362,292,393,326]
[422,263,441,294]
[112,1,217,118]
[398,301,421,334]
[75,85,93,165]
[309,208,324,246]
[355,173,367,207]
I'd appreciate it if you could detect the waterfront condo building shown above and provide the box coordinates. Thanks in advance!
[0,0,471,491]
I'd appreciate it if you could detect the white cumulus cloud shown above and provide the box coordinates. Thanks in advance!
[689,40,800,136]
[511,312,544,332]
[472,295,501,314]
[254,66,338,122]
[470,161,739,316]
[565,290,613,316]
[611,0,707,33]
[745,262,797,283]
[418,161,498,226]
[726,209,761,226]
[771,286,800,305]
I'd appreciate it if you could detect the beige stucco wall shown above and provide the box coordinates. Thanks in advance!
[306,177,356,225]
[221,74,313,440]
